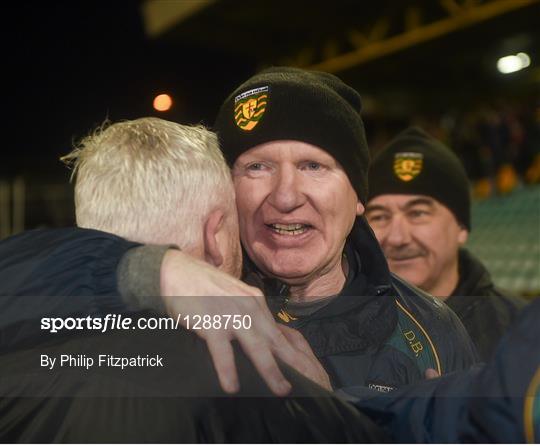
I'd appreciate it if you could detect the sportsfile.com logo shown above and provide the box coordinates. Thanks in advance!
[40,313,252,333]
[40,314,181,333]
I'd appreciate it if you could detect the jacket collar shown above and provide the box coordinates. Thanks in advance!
[342,216,393,294]
[451,248,493,296]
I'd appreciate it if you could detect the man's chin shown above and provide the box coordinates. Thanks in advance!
[268,266,313,282]
[258,260,316,283]
[251,249,316,278]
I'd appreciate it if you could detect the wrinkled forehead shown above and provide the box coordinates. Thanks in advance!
[233,140,341,166]
[366,194,440,211]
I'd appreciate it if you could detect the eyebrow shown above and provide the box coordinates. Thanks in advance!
[402,197,435,210]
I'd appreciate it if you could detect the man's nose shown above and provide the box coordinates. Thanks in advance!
[384,214,412,247]
[267,166,306,212]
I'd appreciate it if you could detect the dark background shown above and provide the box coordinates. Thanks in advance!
[2,0,539,227]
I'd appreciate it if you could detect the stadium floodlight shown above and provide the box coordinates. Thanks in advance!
[497,52,531,74]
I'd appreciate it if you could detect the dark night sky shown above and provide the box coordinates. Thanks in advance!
[4,2,538,183]
[2,1,538,233]
[4,2,249,181]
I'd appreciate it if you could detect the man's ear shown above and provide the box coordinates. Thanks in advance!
[356,201,365,216]
[458,227,469,245]
[203,209,225,268]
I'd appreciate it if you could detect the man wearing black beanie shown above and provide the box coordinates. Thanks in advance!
[366,126,527,361]
[212,66,478,390]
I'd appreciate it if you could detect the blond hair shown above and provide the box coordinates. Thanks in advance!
[62,117,234,249]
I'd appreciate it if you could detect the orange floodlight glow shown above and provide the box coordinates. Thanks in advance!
[153,94,173,112]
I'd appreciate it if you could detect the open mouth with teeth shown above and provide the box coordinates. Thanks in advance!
[266,223,313,235]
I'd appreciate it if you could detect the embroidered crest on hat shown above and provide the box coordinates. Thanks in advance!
[234,86,269,131]
[393,152,424,182]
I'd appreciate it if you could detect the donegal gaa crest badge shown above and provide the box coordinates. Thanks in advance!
[393,152,423,182]
[234,86,269,131]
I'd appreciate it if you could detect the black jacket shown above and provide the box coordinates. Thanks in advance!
[245,218,479,391]
[446,248,528,361]
[0,228,387,443]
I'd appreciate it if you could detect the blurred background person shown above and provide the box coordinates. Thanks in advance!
[366,126,528,361]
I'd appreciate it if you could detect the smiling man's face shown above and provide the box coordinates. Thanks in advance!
[232,140,363,287]
[365,194,468,296]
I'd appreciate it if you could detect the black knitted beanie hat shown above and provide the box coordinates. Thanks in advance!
[214,66,370,203]
[368,126,471,230]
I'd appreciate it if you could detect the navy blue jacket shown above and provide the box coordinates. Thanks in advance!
[0,228,139,352]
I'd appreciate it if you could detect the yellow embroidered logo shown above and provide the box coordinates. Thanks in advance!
[276,309,297,323]
[393,152,423,182]
[403,329,424,357]
[234,86,269,131]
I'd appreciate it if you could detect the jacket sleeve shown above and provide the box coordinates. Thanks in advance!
[434,302,480,373]
[0,227,140,350]
[428,298,480,373]
[349,366,479,443]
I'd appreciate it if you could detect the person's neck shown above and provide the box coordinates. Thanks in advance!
[426,264,460,300]
[288,256,348,303]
